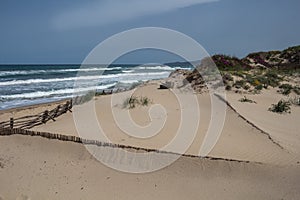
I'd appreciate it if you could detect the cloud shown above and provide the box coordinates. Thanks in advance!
[52,0,218,30]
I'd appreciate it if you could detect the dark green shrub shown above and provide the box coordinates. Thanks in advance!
[225,85,232,91]
[222,73,234,82]
[233,71,245,78]
[234,80,246,89]
[264,71,282,87]
[123,96,152,109]
[255,84,263,90]
[278,84,293,95]
[293,86,300,95]
[268,100,291,114]
[139,96,151,106]
[123,96,138,109]
[243,84,251,90]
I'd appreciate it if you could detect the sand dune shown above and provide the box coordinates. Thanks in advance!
[27,83,300,166]
[227,88,300,155]
[0,134,300,200]
[1,81,300,199]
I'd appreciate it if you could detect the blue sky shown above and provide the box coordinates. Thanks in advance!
[0,0,299,64]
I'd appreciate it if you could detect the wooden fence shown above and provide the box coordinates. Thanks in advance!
[0,127,170,155]
[0,100,72,129]
[0,127,251,163]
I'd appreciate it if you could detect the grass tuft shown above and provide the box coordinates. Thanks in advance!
[239,96,256,104]
[123,96,152,109]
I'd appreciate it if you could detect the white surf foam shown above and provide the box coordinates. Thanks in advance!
[0,83,116,99]
[0,72,169,86]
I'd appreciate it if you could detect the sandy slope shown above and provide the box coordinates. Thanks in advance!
[27,83,300,165]
[1,81,300,199]
[0,135,300,200]
[227,88,300,155]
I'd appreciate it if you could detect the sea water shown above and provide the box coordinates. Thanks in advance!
[0,64,191,110]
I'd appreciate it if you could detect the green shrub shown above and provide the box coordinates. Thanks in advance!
[222,73,234,82]
[123,96,152,109]
[239,96,256,104]
[234,80,246,89]
[233,71,245,78]
[123,96,138,109]
[255,84,263,90]
[264,71,282,87]
[278,84,293,95]
[139,96,151,106]
[246,71,281,88]
[225,85,232,91]
[243,84,251,90]
[268,100,291,114]
[293,86,300,95]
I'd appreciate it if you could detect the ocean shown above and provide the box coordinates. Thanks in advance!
[0,64,192,110]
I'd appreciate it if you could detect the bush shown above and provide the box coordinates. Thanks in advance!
[239,96,256,103]
[243,84,251,90]
[253,79,261,86]
[293,86,300,95]
[268,100,291,114]
[255,84,263,90]
[123,96,152,109]
[225,85,232,91]
[222,73,234,82]
[234,80,246,89]
[247,71,281,88]
[233,71,245,78]
[264,71,282,87]
[139,96,151,106]
[278,84,293,95]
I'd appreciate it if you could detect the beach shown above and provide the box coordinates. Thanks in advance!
[1,74,300,199]
[1,46,300,199]
[1,0,300,198]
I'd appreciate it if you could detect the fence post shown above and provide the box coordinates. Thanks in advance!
[42,110,49,123]
[69,99,73,109]
[10,118,13,129]
[63,101,69,113]
[67,100,72,113]
[54,105,60,118]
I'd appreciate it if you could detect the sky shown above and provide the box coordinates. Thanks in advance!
[0,0,299,64]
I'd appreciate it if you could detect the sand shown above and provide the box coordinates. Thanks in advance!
[0,135,300,200]
[27,83,300,165]
[1,81,300,199]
